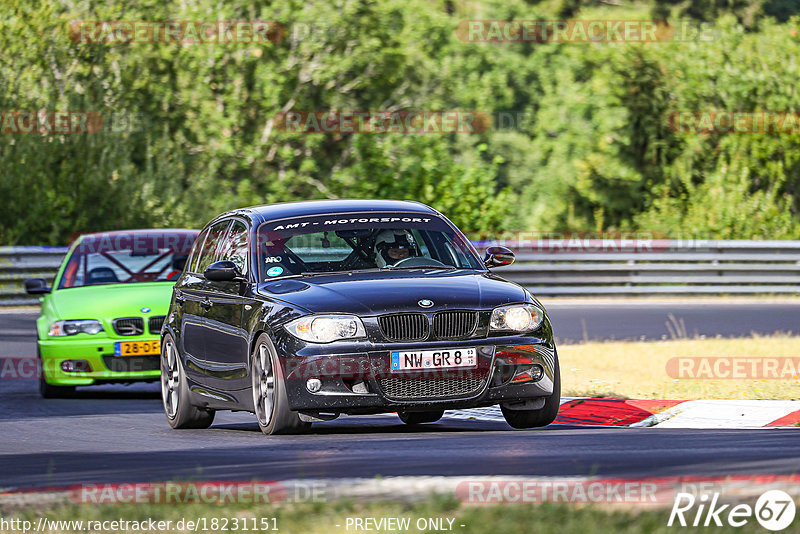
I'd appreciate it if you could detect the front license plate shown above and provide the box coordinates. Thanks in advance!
[391,348,477,371]
[114,340,161,357]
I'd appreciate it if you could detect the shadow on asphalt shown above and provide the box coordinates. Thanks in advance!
[0,380,163,420]
[209,417,525,435]
[59,387,161,400]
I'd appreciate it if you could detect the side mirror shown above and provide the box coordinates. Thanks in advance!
[204,260,245,282]
[484,246,515,268]
[25,278,51,295]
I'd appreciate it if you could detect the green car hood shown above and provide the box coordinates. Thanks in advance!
[47,282,175,321]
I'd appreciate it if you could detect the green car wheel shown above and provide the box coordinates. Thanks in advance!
[38,348,75,398]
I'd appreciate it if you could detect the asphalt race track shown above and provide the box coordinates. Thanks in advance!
[1,301,799,490]
[3,300,800,356]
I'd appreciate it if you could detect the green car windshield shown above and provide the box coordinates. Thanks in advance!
[58,232,197,289]
[256,212,483,280]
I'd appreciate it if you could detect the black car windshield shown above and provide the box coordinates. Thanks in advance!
[58,232,198,288]
[256,212,483,280]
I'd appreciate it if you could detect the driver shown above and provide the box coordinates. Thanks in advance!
[374,230,420,267]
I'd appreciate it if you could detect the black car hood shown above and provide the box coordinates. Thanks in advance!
[257,269,527,315]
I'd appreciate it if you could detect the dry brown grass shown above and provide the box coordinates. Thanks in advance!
[559,335,800,400]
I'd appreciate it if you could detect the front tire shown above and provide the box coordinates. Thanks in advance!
[39,377,75,398]
[251,334,310,435]
[38,348,75,398]
[398,410,444,425]
[501,350,561,429]
[161,334,215,429]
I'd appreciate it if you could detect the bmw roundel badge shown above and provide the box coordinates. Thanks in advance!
[418,299,434,308]
[141,307,151,313]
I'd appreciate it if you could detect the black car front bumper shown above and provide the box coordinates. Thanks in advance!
[273,332,557,415]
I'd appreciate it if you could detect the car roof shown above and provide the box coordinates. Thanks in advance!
[211,199,440,226]
[76,228,199,240]
[73,229,198,247]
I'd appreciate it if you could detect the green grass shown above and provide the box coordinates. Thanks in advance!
[0,496,771,534]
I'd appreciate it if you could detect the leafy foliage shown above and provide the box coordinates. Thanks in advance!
[0,0,798,243]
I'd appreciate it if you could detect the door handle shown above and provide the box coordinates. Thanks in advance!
[201,299,213,310]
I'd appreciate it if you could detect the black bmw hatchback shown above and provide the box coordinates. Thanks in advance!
[161,200,560,434]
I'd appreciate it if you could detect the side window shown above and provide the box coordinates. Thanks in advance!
[219,221,249,275]
[195,220,231,274]
[188,228,209,273]
[444,233,475,268]
[58,249,83,289]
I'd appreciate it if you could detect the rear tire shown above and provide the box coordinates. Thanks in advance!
[161,334,215,429]
[501,350,561,429]
[398,410,444,425]
[251,334,310,435]
[38,348,75,398]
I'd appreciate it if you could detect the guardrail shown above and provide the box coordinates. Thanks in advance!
[475,239,800,296]
[0,247,68,306]
[2,240,799,305]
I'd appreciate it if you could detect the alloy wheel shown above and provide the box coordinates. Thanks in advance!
[161,340,179,418]
[252,343,275,426]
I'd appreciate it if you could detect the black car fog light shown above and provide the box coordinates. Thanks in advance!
[61,360,92,373]
[351,380,369,394]
[511,364,544,384]
[306,378,322,393]
[530,364,544,381]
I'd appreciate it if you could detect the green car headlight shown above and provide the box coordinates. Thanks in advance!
[49,320,104,337]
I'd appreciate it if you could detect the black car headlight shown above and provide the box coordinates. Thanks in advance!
[489,304,544,333]
[285,314,366,343]
[49,320,105,336]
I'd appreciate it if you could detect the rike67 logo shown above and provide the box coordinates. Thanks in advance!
[669,490,796,531]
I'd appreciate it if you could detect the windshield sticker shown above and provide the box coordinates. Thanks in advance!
[264,256,282,263]
[269,216,432,231]
[266,266,284,277]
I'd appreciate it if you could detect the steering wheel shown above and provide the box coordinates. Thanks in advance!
[390,256,447,268]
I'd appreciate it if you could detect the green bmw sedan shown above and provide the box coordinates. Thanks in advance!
[25,229,199,397]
